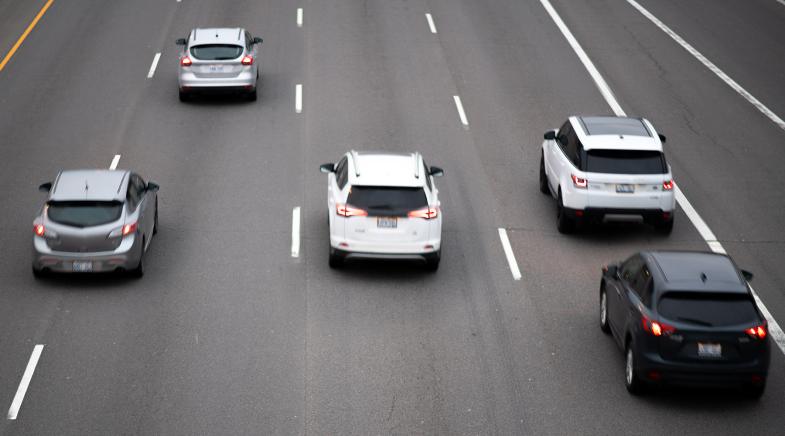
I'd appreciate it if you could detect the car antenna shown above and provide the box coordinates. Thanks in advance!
[414,152,421,179]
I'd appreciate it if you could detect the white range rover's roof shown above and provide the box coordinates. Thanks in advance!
[572,116,663,152]
[349,151,426,188]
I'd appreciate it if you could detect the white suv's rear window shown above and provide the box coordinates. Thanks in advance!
[190,44,243,60]
[586,150,666,174]
[348,186,427,217]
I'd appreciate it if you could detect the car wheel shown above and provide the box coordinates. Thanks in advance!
[539,155,550,194]
[557,190,574,234]
[32,266,46,279]
[247,87,257,102]
[600,285,611,334]
[130,238,145,278]
[655,217,674,235]
[153,200,159,235]
[328,248,343,269]
[178,89,189,102]
[625,343,645,395]
[743,382,766,400]
[424,249,441,272]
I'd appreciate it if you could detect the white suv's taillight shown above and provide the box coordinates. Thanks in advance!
[336,204,367,217]
[662,180,674,191]
[408,206,439,219]
[571,174,587,189]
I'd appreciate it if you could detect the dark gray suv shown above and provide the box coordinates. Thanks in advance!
[599,251,770,397]
[32,169,159,277]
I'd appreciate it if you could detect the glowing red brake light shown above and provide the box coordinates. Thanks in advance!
[33,224,45,236]
[122,222,138,236]
[408,206,439,219]
[180,56,192,67]
[746,325,767,340]
[336,204,367,217]
[571,174,587,189]
[241,55,254,66]
[642,315,675,336]
[663,180,674,191]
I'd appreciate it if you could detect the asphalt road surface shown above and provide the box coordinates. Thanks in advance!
[1,0,784,434]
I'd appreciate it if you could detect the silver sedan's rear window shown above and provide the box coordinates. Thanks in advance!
[47,201,122,227]
[190,44,243,60]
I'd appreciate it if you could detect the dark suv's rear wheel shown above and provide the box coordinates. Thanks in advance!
[625,343,646,395]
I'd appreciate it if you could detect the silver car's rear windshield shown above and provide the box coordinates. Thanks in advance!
[586,150,667,174]
[47,201,122,228]
[347,186,428,217]
[658,292,759,327]
[190,44,243,61]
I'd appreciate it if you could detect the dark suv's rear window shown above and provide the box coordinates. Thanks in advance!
[586,150,666,174]
[190,44,243,60]
[658,292,759,327]
[347,186,428,217]
[47,201,122,227]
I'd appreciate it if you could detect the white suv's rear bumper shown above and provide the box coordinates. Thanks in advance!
[329,236,441,257]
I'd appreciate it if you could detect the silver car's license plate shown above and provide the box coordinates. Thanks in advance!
[616,184,635,193]
[72,261,93,272]
[377,217,398,228]
[697,342,721,358]
[207,65,224,72]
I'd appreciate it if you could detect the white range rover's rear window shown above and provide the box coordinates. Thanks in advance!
[586,150,667,174]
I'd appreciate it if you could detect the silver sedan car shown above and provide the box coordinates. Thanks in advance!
[176,27,262,101]
[32,170,159,277]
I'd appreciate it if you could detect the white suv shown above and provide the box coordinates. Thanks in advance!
[319,151,444,270]
[539,116,675,234]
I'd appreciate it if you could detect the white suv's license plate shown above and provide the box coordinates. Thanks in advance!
[377,217,398,229]
[72,261,93,272]
[616,184,635,193]
[697,342,721,358]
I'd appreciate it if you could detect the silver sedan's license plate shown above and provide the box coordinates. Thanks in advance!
[72,261,93,272]
[616,184,635,193]
[377,217,398,229]
[698,342,721,358]
[207,65,224,72]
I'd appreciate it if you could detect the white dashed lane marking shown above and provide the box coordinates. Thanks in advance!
[7,345,44,420]
[109,154,121,170]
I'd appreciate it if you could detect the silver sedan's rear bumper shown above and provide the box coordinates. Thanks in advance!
[178,71,257,90]
[32,235,141,273]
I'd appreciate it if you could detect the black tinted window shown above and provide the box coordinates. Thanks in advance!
[48,201,122,227]
[335,157,349,189]
[586,150,666,174]
[658,293,760,327]
[347,186,428,217]
[190,44,243,60]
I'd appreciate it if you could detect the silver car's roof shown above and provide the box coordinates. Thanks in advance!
[190,28,245,45]
[49,170,128,202]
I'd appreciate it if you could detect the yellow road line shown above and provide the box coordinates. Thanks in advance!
[0,0,55,72]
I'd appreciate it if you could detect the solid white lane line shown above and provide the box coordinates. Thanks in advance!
[7,345,44,420]
[538,0,626,117]
[625,0,785,132]
[453,95,469,126]
[540,0,785,354]
[498,228,522,280]
[297,8,303,27]
[291,207,301,258]
[147,53,161,79]
[425,13,438,34]
[109,154,121,170]
[295,84,303,114]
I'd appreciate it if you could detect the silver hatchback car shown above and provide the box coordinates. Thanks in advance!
[32,170,159,277]
[176,27,262,101]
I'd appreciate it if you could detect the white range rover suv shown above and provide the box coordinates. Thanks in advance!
[540,116,675,234]
[319,151,444,270]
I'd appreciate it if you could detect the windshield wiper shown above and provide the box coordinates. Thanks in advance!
[675,317,713,327]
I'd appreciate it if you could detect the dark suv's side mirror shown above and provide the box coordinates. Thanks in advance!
[544,130,557,140]
[146,182,160,192]
[429,166,444,177]
[604,264,619,278]
[320,163,335,173]
[253,37,263,45]
[658,133,667,143]
[38,182,52,192]
[175,38,187,46]
[741,269,754,282]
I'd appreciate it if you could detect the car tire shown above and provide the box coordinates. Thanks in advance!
[655,218,674,235]
[179,90,189,102]
[130,238,145,278]
[153,200,159,235]
[625,342,646,395]
[32,266,46,279]
[557,190,574,234]
[424,250,441,272]
[247,87,257,102]
[743,382,766,400]
[600,285,611,334]
[539,155,550,194]
[328,248,343,269]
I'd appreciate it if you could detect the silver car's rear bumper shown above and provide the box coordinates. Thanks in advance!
[32,235,141,273]
[178,71,257,90]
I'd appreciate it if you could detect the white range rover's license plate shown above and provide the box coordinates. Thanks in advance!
[72,261,93,272]
[377,217,398,229]
[616,184,635,193]
[697,342,721,358]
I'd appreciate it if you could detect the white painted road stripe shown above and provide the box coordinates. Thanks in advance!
[297,8,303,27]
[291,207,301,258]
[453,95,468,126]
[540,0,785,354]
[109,154,121,170]
[625,0,785,132]
[147,53,161,79]
[498,228,522,280]
[425,13,438,34]
[295,84,303,114]
[7,345,44,420]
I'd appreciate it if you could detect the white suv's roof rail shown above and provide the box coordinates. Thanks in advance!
[350,150,361,177]
[414,152,421,179]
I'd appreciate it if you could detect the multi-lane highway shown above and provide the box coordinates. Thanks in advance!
[1,0,784,434]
